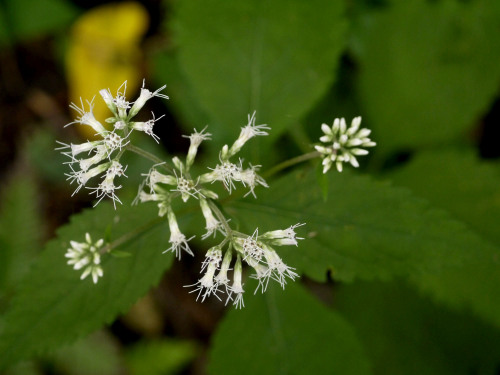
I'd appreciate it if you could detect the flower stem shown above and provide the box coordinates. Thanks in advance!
[100,216,163,255]
[125,144,173,173]
[207,199,233,236]
[263,151,320,178]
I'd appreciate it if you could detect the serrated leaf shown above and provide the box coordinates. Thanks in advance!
[208,281,371,375]
[0,202,173,369]
[336,281,500,375]
[355,0,500,152]
[388,149,500,246]
[230,168,500,328]
[173,0,347,146]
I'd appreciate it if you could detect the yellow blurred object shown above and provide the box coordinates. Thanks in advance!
[66,2,149,139]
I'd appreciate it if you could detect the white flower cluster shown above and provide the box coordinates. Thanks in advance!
[199,111,269,197]
[188,224,304,309]
[60,83,307,308]
[135,112,270,259]
[58,80,169,207]
[315,116,376,173]
[65,233,104,284]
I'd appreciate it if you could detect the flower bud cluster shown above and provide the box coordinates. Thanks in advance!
[188,224,303,309]
[65,233,104,284]
[315,116,376,173]
[58,80,169,207]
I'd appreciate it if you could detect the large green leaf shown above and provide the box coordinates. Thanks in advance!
[355,0,500,153]
[230,168,500,328]
[388,149,500,246]
[173,0,347,146]
[0,174,42,298]
[208,281,371,375]
[0,202,173,369]
[336,281,500,375]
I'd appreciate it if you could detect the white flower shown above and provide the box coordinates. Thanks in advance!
[236,164,268,198]
[79,145,108,172]
[262,244,298,289]
[201,246,223,271]
[315,116,376,173]
[200,159,242,193]
[65,233,104,284]
[99,88,117,115]
[163,208,194,259]
[260,223,305,246]
[106,160,127,178]
[235,229,265,262]
[104,132,129,155]
[114,120,126,130]
[134,182,170,216]
[245,256,270,293]
[214,249,232,288]
[56,140,101,161]
[128,80,169,119]
[170,172,201,202]
[130,112,165,143]
[226,111,270,157]
[90,174,123,208]
[113,81,131,113]
[188,261,221,302]
[183,126,211,169]
[67,98,107,136]
[226,255,245,309]
[199,198,222,239]
[65,162,110,195]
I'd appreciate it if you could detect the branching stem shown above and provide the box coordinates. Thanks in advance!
[125,144,173,173]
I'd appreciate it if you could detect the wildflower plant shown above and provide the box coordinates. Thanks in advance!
[2,1,500,373]
[56,81,375,309]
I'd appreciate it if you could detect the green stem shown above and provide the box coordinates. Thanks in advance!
[125,144,173,173]
[263,151,320,178]
[207,199,233,237]
[100,215,163,255]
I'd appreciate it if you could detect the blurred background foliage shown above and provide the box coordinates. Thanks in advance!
[0,0,500,374]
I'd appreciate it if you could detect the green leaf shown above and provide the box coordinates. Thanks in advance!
[388,149,500,246]
[4,0,78,41]
[336,281,500,375]
[50,331,123,375]
[151,49,211,132]
[0,202,173,369]
[26,129,69,184]
[0,5,11,46]
[125,339,200,375]
[230,168,500,328]
[0,174,42,297]
[208,281,371,375]
[173,0,347,145]
[355,0,500,153]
